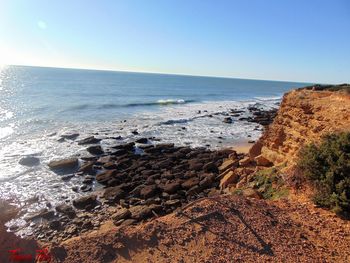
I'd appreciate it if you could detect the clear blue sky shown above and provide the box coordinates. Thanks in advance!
[0,0,349,83]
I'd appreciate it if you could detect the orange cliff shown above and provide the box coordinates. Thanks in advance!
[249,85,350,167]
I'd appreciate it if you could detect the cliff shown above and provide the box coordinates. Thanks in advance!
[250,84,350,166]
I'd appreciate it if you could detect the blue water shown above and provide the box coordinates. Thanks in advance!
[0,66,305,128]
[0,65,309,216]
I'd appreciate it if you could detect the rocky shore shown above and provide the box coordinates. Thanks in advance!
[4,106,278,245]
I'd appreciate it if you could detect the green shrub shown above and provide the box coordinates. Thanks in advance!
[298,132,350,217]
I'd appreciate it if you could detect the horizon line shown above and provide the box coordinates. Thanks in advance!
[4,63,318,85]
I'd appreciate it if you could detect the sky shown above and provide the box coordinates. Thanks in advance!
[0,0,349,83]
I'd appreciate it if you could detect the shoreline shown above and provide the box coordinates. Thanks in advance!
[0,105,275,256]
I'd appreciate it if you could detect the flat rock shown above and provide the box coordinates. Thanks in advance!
[48,158,79,170]
[219,159,238,173]
[220,171,240,189]
[78,136,101,145]
[61,132,79,140]
[19,156,40,166]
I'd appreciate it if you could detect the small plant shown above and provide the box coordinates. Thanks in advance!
[298,132,350,217]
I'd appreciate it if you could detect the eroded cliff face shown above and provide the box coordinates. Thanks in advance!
[250,86,350,166]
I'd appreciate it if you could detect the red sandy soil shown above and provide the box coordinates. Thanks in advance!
[0,200,40,263]
[49,195,350,263]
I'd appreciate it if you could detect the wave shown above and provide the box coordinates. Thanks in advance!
[254,96,282,101]
[126,99,195,107]
[62,99,195,112]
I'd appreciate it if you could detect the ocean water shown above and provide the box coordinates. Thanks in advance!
[0,65,308,219]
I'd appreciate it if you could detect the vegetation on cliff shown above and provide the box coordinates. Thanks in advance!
[298,132,350,217]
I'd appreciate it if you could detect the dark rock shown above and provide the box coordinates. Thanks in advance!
[203,161,217,173]
[188,160,203,171]
[49,220,61,230]
[87,145,104,155]
[61,133,79,140]
[61,174,74,181]
[199,173,216,188]
[48,158,79,171]
[19,156,40,166]
[56,204,75,218]
[131,130,139,135]
[140,185,158,199]
[112,142,135,151]
[223,117,233,123]
[103,162,118,169]
[78,161,95,173]
[135,138,148,144]
[111,208,131,221]
[187,185,200,196]
[103,186,126,201]
[161,181,181,194]
[77,136,101,145]
[96,170,116,185]
[73,195,97,209]
[181,177,199,189]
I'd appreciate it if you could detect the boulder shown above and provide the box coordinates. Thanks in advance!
[181,177,199,189]
[220,171,240,189]
[111,208,131,221]
[87,145,104,155]
[77,136,101,145]
[73,195,97,209]
[48,158,79,170]
[19,156,40,166]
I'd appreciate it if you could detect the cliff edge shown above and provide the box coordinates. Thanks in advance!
[250,84,350,166]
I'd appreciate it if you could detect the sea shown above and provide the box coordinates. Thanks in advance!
[0,65,309,224]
